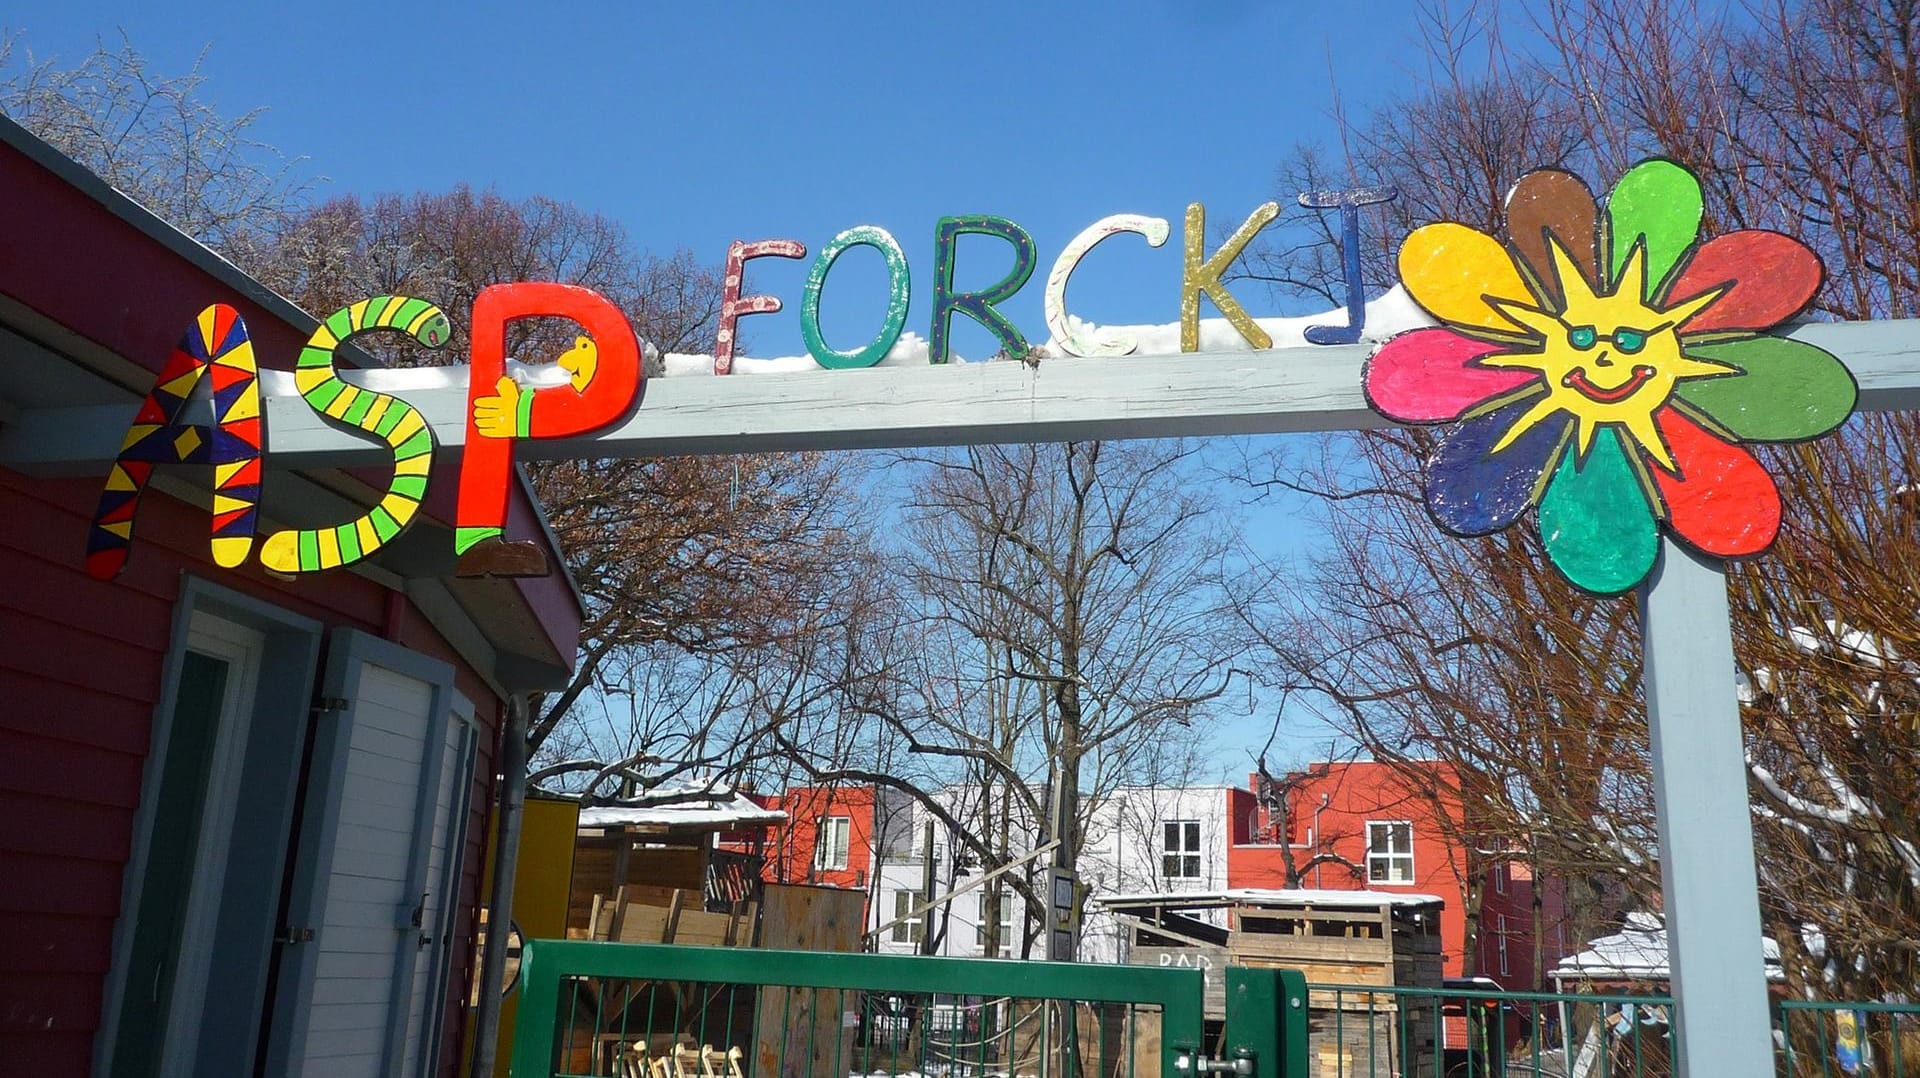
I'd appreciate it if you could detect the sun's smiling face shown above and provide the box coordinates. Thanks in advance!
[1480,240,1733,471]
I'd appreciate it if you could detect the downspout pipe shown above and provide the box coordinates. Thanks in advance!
[470,693,531,1078]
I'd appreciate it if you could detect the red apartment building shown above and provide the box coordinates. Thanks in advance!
[1226,760,1570,989]
[751,784,910,891]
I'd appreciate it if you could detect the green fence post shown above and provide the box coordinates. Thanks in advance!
[507,938,558,1078]
[1225,967,1309,1078]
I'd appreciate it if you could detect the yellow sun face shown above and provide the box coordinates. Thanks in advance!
[1478,240,1731,472]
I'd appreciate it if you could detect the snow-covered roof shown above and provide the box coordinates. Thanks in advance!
[1099,887,1445,910]
[575,787,786,831]
[1550,912,1783,983]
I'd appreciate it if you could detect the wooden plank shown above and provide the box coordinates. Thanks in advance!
[606,885,631,941]
[754,885,862,1078]
[1114,912,1228,950]
[1237,908,1390,928]
[617,905,670,943]
[568,845,703,931]
[1131,944,1228,1019]
[674,910,733,947]
[1230,934,1393,961]
[756,884,863,951]
[16,320,1919,472]
[725,900,756,947]
[665,888,686,941]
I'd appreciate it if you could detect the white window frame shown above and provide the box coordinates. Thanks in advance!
[975,892,1014,956]
[890,890,924,945]
[1162,819,1202,879]
[1366,820,1415,885]
[814,815,851,872]
[1498,913,1510,976]
[161,612,265,1078]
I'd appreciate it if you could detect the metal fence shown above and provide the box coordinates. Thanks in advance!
[1778,1000,1920,1077]
[507,940,1208,1078]
[504,943,1917,1078]
[1305,982,1674,1077]
[1301,983,1920,1078]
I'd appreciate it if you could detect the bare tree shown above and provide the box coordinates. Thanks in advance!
[1239,0,1920,1002]
[771,440,1243,954]
[1249,752,1368,890]
[0,33,305,260]
[253,189,874,770]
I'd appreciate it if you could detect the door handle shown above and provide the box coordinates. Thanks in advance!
[275,925,315,945]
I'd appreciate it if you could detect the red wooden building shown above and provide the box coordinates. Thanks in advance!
[0,115,582,1078]
[1226,760,1571,989]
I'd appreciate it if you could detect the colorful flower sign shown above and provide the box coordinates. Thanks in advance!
[1364,159,1857,595]
[85,164,1859,591]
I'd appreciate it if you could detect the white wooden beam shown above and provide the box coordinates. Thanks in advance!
[4,320,1919,474]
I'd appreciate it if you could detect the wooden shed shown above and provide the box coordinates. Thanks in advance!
[1103,888,1446,1077]
[565,788,787,938]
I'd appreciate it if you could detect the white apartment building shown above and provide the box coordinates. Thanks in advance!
[860,783,1237,965]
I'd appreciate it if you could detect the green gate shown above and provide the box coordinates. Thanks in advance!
[507,944,1916,1078]
[506,941,1308,1078]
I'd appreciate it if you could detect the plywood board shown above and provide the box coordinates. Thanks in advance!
[569,844,706,930]
[1132,944,1229,1018]
[753,885,863,1078]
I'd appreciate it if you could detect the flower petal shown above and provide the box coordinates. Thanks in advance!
[1675,336,1857,441]
[1365,328,1540,423]
[1651,407,1781,558]
[1536,428,1659,596]
[1425,393,1569,536]
[1504,169,1600,308]
[1662,231,1822,331]
[1606,159,1703,299]
[1398,222,1540,335]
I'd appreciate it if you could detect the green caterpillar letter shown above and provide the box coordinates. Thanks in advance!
[259,296,450,573]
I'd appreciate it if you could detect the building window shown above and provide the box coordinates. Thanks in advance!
[976,893,1014,956]
[1494,861,1508,894]
[1163,820,1202,879]
[891,890,924,945]
[1367,821,1414,884]
[1498,913,1510,976]
[814,816,851,871]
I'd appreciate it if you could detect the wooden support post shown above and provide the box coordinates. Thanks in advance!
[1638,539,1773,1077]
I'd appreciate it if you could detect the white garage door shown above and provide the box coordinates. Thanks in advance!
[263,629,476,1078]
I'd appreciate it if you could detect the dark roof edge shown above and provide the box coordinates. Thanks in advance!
[0,111,586,615]
[0,112,352,359]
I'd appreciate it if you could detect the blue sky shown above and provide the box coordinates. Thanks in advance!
[7,0,1438,774]
[9,1,1435,356]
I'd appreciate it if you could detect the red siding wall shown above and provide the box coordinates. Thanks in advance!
[1476,860,1570,988]
[1226,761,1575,991]
[1227,762,1470,977]
[760,786,879,891]
[0,468,501,1076]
